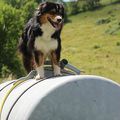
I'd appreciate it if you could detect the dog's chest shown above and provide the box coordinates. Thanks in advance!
[34,23,58,54]
[35,37,58,54]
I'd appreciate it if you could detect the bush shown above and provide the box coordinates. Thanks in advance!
[0,2,25,78]
[80,0,101,11]
[1,65,11,78]
[96,18,111,25]
[93,45,101,49]
[116,42,120,46]
[67,1,79,15]
[105,25,120,35]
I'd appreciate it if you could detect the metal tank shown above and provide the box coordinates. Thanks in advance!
[0,60,120,120]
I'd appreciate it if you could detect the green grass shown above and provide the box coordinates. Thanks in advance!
[101,0,120,5]
[1,1,120,84]
[61,3,120,83]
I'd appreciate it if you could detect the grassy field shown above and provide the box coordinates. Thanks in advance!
[61,3,120,83]
[0,1,120,84]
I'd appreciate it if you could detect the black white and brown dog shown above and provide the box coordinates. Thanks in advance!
[19,2,64,79]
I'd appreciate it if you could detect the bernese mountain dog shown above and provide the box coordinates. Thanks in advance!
[19,2,64,79]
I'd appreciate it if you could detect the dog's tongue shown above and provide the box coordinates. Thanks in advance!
[47,17,60,30]
[53,22,59,29]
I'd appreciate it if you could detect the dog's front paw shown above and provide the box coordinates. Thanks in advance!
[35,66,45,80]
[54,66,62,77]
[54,72,62,77]
[35,74,45,80]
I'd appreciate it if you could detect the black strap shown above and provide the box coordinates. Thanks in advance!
[6,76,53,120]
[0,81,16,92]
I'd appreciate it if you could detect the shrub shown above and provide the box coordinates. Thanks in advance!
[116,42,120,46]
[105,25,120,35]
[1,65,11,78]
[96,18,111,25]
[93,45,101,49]
[82,0,101,11]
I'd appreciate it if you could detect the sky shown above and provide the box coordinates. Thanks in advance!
[63,0,70,1]
[63,0,77,2]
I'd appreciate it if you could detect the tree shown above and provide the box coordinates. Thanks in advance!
[78,0,101,10]
[21,0,38,22]
[86,0,101,10]
[0,2,25,77]
[68,1,79,15]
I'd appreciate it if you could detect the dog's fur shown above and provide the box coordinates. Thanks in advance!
[18,2,64,79]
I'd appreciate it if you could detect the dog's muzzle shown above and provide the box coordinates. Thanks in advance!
[47,16,63,30]
[55,16,62,23]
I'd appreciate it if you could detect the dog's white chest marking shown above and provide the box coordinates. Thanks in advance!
[35,37,58,53]
[35,23,58,54]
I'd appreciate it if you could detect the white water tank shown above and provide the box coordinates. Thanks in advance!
[0,75,120,120]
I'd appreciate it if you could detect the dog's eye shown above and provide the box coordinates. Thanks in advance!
[49,11,56,15]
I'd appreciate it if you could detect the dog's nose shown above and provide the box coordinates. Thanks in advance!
[55,16,62,23]
[57,18,62,23]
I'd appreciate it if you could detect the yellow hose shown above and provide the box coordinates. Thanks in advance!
[0,79,27,117]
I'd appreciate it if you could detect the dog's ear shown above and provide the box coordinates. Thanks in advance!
[35,2,47,16]
[34,2,47,24]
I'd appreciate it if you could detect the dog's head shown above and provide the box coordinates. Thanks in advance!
[36,2,64,30]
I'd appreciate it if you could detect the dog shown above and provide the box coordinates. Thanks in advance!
[18,2,64,79]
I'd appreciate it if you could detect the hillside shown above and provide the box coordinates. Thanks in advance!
[61,3,120,83]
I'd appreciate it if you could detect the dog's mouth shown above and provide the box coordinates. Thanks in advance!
[47,17,62,30]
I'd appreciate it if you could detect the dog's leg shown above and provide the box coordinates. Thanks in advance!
[51,51,61,76]
[19,37,36,73]
[34,51,45,80]
[22,53,36,73]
